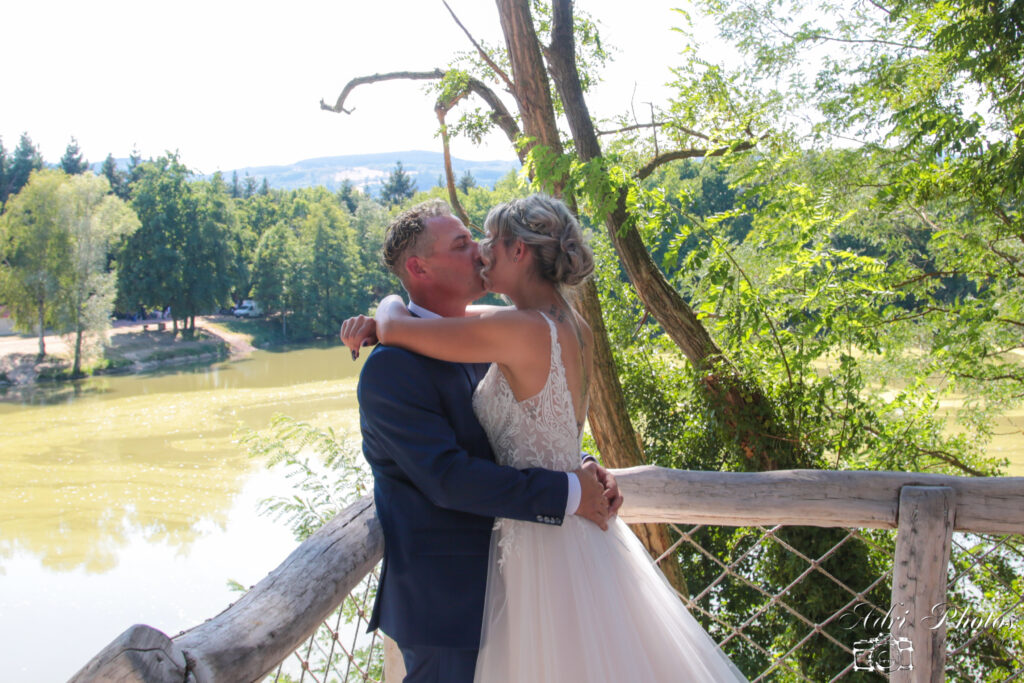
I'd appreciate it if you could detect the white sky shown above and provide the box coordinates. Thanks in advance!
[3,1,700,174]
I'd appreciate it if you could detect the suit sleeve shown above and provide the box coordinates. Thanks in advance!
[360,348,569,524]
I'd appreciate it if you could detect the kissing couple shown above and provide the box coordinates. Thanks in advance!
[341,195,745,682]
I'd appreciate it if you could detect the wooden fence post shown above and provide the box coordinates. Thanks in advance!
[890,486,955,682]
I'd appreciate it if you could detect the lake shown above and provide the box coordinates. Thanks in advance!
[0,346,366,681]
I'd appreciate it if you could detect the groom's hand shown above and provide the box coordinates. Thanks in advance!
[583,460,624,516]
[574,466,610,531]
[340,314,378,360]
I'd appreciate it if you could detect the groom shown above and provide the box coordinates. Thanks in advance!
[341,199,620,682]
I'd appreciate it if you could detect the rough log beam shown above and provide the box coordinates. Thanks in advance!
[181,496,382,681]
[615,466,1024,534]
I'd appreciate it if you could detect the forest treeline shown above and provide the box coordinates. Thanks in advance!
[0,135,502,373]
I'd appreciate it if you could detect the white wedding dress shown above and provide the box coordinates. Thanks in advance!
[471,313,747,682]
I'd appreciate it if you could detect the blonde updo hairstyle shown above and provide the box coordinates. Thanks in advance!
[482,195,594,289]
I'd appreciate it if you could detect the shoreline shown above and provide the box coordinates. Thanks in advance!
[0,315,259,388]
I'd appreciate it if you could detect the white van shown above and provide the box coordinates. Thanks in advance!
[233,300,263,318]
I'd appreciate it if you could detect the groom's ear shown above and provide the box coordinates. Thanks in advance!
[405,255,428,281]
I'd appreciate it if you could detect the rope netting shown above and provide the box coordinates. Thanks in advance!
[943,532,1024,681]
[653,524,1023,681]
[265,567,384,683]
[263,526,1022,682]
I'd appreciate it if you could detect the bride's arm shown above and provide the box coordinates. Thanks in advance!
[375,295,538,365]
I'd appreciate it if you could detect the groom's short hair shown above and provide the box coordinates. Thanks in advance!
[381,199,452,279]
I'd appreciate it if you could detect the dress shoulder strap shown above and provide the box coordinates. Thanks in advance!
[535,311,561,372]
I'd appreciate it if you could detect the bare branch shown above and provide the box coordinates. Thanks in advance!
[636,141,757,180]
[996,317,1024,329]
[860,424,989,476]
[320,70,446,113]
[434,97,478,234]
[322,68,524,162]
[597,121,663,136]
[596,121,711,141]
[891,271,960,288]
[442,0,516,94]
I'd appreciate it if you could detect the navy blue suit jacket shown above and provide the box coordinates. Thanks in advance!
[359,344,568,649]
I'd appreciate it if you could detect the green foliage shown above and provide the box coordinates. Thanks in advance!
[56,172,139,375]
[0,169,72,356]
[117,154,235,331]
[237,415,370,541]
[252,222,299,335]
[238,417,384,681]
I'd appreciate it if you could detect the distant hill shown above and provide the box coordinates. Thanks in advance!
[91,151,520,195]
[215,151,519,194]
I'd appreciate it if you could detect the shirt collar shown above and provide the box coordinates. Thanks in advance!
[407,301,442,319]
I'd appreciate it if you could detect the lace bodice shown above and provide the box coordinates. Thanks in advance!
[472,312,582,473]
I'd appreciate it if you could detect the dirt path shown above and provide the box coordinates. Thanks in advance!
[0,315,255,386]
[195,316,255,357]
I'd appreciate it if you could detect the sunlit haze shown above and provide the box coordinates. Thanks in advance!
[5,1,696,173]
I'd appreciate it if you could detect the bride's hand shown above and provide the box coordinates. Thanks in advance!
[583,460,623,517]
[574,466,611,531]
[340,314,378,360]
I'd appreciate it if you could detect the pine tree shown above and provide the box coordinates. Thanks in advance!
[380,161,416,206]
[243,174,257,198]
[60,137,89,175]
[101,154,129,200]
[230,171,241,198]
[457,169,477,193]
[337,179,358,213]
[7,133,44,199]
[0,137,8,205]
[260,177,270,195]
[126,146,144,189]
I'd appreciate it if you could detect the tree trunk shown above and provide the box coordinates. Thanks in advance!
[36,299,46,360]
[496,0,688,593]
[73,325,84,377]
[574,280,689,594]
[546,0,807,471]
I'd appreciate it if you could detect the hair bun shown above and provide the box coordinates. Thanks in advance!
[485,195,594,288]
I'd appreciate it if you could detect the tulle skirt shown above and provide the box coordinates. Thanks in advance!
[474,515,747,682]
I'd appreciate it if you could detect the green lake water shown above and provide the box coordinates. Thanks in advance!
[0,345,1020,681]
[0,346,366,681]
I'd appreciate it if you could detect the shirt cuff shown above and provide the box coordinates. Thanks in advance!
[565,472,581,516]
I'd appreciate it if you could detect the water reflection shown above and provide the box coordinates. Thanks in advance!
[0,346,364,574]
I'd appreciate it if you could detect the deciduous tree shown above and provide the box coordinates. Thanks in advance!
[56,173,139,375]
[0,170,71,358]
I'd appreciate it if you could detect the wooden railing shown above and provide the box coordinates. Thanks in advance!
[71,467,1024,682]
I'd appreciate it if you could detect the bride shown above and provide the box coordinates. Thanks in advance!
[370,195,745,682]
